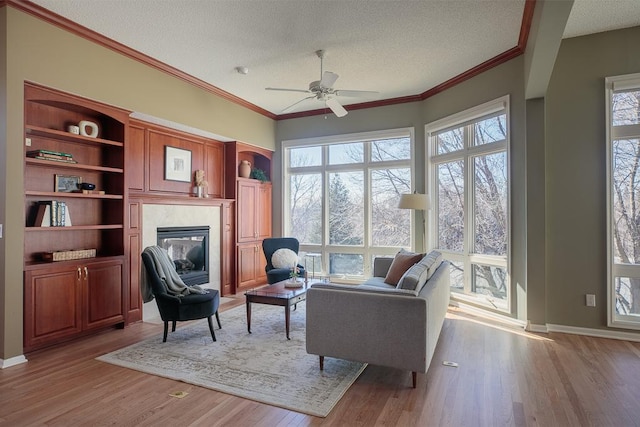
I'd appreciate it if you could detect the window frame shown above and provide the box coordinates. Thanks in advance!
[282,128,415,282]
[606,72,640,330]
[426,95,511,313]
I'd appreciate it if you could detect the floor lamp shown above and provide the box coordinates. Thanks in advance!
[398,192,430,252]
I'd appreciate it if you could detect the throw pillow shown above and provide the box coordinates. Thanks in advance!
[384,249,423,285]
[397,261,429,291]
[271,248,299,269]
[423,250,443,280]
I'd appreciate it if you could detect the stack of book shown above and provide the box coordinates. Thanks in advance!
[34,201,72,227]
[27,149,77,164]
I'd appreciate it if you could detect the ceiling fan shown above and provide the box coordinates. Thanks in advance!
[266,50,378,117]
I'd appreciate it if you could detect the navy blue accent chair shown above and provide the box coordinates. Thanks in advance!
[141,251,221,342]
[262,237,306,284]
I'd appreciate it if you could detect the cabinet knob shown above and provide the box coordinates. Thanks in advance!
[84,266,88,280]
[77,267,81,280]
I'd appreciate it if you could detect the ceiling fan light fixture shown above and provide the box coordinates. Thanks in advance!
[266,49,373,117]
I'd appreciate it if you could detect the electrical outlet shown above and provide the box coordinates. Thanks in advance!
[586,294,596,307]
[0,224,3,238]
[25,138,31,147]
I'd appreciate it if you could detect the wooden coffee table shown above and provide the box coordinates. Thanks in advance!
[245,280,307,340]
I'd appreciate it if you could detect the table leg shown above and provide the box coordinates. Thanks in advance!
[285,305,291,340]
[246,300,252,334]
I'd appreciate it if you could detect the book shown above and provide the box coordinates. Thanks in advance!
[27,152,73,161]
[34,202,51,227]
[51,200,58,226]
[57,201,66,227]
[28,155,78,164]
[27,149,73,158]
[34,201,72,227]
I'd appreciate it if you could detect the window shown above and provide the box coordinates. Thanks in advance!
[283,129,414,281]
[427,96,510,312]
[606,73,640,330]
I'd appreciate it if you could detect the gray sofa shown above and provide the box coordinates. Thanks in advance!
[305,251,450,388]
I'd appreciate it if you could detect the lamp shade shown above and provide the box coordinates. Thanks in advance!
[398,193,430,210]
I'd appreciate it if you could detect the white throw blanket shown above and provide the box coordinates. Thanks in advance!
[141,246,207,303]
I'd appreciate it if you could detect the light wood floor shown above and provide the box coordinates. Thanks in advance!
[2,296,640,426]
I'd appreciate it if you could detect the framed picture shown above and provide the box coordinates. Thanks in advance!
[55,174,82,192]
[165,146,192,182]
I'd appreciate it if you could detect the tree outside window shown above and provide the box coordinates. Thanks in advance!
[285,131,413,280]
[428,99,509,312]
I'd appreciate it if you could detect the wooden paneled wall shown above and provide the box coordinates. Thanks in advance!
[127,118,225,199]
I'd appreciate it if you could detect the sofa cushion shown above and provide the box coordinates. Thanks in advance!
[362,276,396,289]
[384,249,423,285]
[271,248,298,269]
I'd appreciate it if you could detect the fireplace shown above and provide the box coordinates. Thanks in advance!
[157,226,210,286]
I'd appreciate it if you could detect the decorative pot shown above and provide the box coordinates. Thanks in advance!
[239,160,251,178]
[285,278,302,288]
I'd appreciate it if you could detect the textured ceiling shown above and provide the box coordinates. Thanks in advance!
[27,0,640,117]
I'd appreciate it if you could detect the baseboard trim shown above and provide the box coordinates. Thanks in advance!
[545,324,640,342]
[525,322,548,333]
[450,301,527,328]
[1,355,28,369]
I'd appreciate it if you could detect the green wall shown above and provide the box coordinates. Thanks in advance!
[0,6,276,360]
[546,26,640,328]
[1,6,8,359]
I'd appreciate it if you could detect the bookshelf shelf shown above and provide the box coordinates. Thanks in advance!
[25,190,123,199]
[26,125,124,147]
[25,158,124,174]
[25,224,124,231]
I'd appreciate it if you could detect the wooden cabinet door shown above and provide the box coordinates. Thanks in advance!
[237,243,260,291]
[237,180,258,242]
[24,265,82,351]
[257,183,272,240]
[205,142,225,198]
[83,259,125,330]
[221,201,235,296]
[127,124,146,191]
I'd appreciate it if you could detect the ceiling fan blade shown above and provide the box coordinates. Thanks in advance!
[325,97,348,117]
[282,95,316,113]
[334,89,379,97]
[266,87,311,94]
[320,71,339,88]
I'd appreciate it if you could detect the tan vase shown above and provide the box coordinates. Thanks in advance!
[239,160,251,178]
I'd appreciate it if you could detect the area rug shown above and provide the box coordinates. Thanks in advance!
[97,302,366,417]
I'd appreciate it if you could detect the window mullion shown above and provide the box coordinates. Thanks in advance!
[464,123,474,293]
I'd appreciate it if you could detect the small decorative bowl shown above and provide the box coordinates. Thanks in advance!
[79,183,96,190]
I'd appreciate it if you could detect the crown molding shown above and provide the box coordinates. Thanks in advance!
[6,0,535,122]
[276,0,536,120]
[6,0,276,119]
